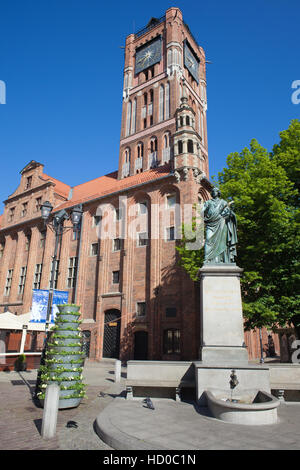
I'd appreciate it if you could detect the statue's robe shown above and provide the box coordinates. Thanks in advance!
[203,198,237,263]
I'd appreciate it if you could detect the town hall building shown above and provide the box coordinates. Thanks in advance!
[0,8,280,364]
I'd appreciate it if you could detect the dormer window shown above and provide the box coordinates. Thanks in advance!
[8,207,15,222]
[25,176,32,190]
[21,202,28,217]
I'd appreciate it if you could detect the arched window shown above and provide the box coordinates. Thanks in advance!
[162,132,171,163]
[131,98,136,134]
[201,112,204,141]
[159,85,164,122]
[167,49,172,66]
[164,133,169,148]
[125,100,132,136]
[187,140,194,153]
[149,89,154,125]
[180,116,184,127]
[178,50,182,66]
[186,116,190,126]
[124,147,131,162]
[150,137,157,153]
[165,82,170,119]
[137,142,144,158]
[178,140,183,154]
[173,49,178,66]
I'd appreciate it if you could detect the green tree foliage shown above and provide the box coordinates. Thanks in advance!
[176,120,300,331]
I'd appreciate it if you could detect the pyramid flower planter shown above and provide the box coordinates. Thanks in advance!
[37,304,86,410]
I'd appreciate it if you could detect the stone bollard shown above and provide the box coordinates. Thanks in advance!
[115,359,121,383]
[41,383,60,439]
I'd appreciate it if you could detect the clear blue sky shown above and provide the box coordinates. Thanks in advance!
[0,0,299,211]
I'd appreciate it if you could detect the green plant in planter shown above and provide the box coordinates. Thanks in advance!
[14,353,27,371]
[37,304,86,409]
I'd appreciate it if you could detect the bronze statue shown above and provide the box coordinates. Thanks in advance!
[203,187,237,264]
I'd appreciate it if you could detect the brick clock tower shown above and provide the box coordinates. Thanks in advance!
[118,7,209,184]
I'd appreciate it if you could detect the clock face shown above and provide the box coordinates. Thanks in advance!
[184,40,199,83]
[135,37,162,75]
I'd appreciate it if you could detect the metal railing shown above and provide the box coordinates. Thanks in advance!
[135,16,165,38]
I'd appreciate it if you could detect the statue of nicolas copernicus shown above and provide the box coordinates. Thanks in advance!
[202,187,238,264]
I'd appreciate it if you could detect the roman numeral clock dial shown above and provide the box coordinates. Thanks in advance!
[184,40,200,83]
[135,36,162,75]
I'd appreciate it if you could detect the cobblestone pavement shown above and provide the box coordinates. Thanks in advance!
[0,360,126,450]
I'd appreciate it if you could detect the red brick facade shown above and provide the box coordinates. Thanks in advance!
[0,8,280,362]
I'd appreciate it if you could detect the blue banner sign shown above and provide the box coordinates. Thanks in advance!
[30,289,69,323]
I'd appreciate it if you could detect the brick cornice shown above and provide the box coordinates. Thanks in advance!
[3,181,55,205]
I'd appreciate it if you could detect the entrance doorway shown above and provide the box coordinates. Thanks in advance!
[103,310,121,358]
[134,331,148,360]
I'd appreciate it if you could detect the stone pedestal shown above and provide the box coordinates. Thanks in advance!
[196,263,272,408]
[199,264,248,364]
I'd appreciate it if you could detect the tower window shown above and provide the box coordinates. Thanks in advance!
[187,140,194,153]
[137,142,144,159]
[91,243,98,256]
[131,98,137,134]
[112,271,120,284]
[165,82,170,119]
[125,100,132,136]
[150,137,157,153]
[178,140,183,154]
[186,116,190,126]
[137,302,146,317]
[159,85,164,122]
